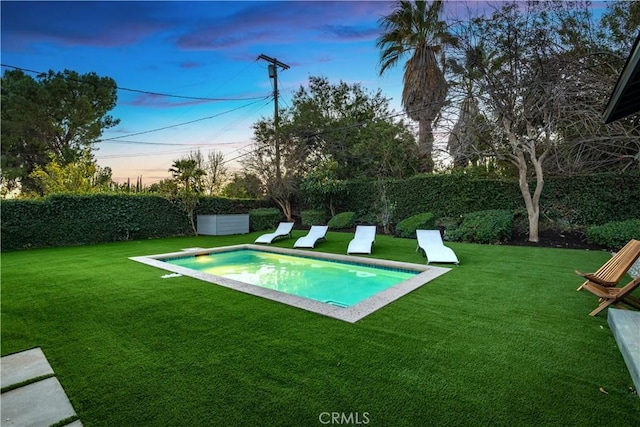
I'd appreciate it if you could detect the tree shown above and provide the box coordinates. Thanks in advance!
[548,0,640,174]
[169,158,205,235]
[244,116,306,221]
[446,91,486,168]
[221,173,263,199]
[26,150,116,196]
[286,76,419,180]
[598,0,640,53]
[446,45,492,168]
[148,178,179,195]
[204,150,228,195]
[29,155,97,195]
[450,1,640,242]
[377,0,454,172]
[299,160,346,217]
[245,76,418,220]
[1,69,119,193]
[375,179,396,235]
[459,3,570,242]
[94,166,113,190]
[183,149,229,195]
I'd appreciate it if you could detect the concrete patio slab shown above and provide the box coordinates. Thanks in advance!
[1,347,54,389]
[608,308,640,393]
[0,377,78,426]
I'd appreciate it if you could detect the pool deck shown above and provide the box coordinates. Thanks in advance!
[131,244,451,323]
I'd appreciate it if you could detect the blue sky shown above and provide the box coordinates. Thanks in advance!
[1,0,413,183]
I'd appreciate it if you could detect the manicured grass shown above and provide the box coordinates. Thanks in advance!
[2,232,639,426]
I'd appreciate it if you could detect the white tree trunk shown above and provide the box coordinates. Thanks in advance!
[516,155,540,243]
[273,196,294,223]
[505,124,548,243]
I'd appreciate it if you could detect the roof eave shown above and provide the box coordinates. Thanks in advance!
[603,31,640,124]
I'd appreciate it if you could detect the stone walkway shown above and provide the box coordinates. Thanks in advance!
[1,347,81,426]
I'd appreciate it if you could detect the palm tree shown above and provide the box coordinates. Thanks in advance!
[447,46,488,168]
[169,159,205,193]
[377,0,453,172]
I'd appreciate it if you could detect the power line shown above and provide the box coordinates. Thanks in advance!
[97,103,427,166]
[156,59,265,134]
[96,141,255,161]
[99,96,272,142]
[201,59,260,99]
[200,97,273,142]
[0,63,270,101]
[98,139,205,146]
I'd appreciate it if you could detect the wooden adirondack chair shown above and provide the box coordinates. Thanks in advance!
[581,276,640,316]
[576,239,640,290]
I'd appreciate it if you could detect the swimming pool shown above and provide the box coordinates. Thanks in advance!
[130,245,450,322]
[165,249,417,308]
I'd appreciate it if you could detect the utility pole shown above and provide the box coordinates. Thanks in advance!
[257,54,290,182]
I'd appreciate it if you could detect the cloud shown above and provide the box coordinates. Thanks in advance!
[1,1,395,54]
[319,24,380,41]
[177,30,275,51]
[1,1,173,50]
[180,61,204,69]
[173,1,393,51]
[124,93,214,109]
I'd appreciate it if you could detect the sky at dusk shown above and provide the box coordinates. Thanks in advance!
[1,0,415,184]
[2,1,613,184]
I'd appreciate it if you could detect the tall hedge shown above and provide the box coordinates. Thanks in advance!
[4,172,637,251]
[332,174,518,221]
[323,172,639,227]
[539,173,640,225]
[2,194,267,251]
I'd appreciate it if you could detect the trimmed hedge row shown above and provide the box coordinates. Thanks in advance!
[326,172,639,227]
[4,172,637,250]
[2,194,267,251]
[249,208,282,232]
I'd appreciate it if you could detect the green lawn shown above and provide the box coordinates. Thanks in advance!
[2,232,639,426]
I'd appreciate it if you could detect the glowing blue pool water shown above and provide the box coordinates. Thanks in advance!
[165,249,417,307]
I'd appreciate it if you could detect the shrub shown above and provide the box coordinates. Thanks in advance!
[447,209,513,244]
[249,208,282,232]
[587,219,640,250]
[436,216,461,230]
[327,212,355,230]
[395,212,436,238]
[301,210,327,226]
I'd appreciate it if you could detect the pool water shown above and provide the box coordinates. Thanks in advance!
[165,249,417,307]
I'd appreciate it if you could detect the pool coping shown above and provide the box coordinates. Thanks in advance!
[130,244,451,323]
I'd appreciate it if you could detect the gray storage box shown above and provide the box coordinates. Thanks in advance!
[197,214,249,236]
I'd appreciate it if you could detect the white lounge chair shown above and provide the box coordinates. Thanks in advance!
[254,222,294,244]
[347,225,376,254]
[416,229,459,265]
[294,225,328,249]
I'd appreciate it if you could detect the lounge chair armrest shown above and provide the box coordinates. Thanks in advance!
[574,270,616,287]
